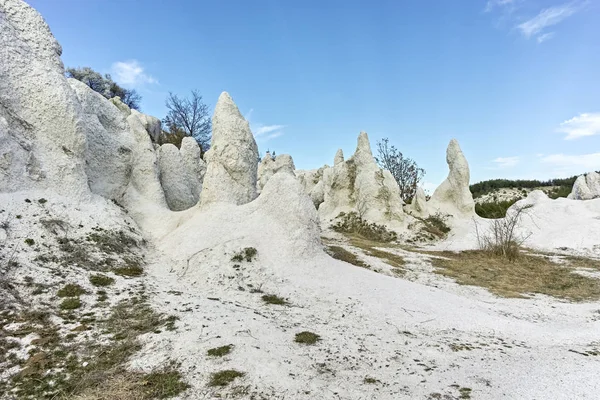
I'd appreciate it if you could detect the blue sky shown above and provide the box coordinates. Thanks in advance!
[28,0,600,190]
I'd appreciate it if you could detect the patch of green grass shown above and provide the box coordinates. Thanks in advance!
[363,376,380,384]
[295,331,321,345]
[459,387,472,399]
[113,259,143,277]
[207,344,233,357]
[208,370,245,387]
[89,274,115,287]
[231,247,258,262]
[57,283,86,297]
[143,369,190,399]
[261,294,288,305]
[24,238,35,246]
[60,298,82,310]
[38,198,47,204]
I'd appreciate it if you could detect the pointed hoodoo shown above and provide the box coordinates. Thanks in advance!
[200,92,259,207]
[428,139,474,217]
[334,149,345,166]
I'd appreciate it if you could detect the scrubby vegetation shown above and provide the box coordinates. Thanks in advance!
[261,294,288,305]
[207,345,233,357]
[332,212,397,242]
[326,245,370,268]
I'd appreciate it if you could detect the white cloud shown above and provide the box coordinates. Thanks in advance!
[557,112,600,140]
[536,32,555,43]
[517,3,578,39]
[541,153,600,173]
[254,124,285,137]
[111,60,157,87]
[492,156,520,168]
[485,0,516,13]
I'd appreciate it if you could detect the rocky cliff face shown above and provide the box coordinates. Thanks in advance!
[568,172,600,200]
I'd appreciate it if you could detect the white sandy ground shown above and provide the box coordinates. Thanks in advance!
[2,190,600,399]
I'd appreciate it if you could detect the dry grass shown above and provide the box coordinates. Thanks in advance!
[429,250,600,301]
[348,235,406,275]
[325,245,370,268]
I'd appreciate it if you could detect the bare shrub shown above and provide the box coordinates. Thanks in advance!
[476,204,532,261]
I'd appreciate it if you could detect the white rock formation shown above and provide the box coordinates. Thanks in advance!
[200,92,259,207]
[320,132,404,224]
[158,144,198,211]
[68,78,134,201]
[295,166,329,208]
[258,153,296,191]
[427,139,475,217]
[131,109,161,143]
[334,149,344,165]
[0,0,89,199]
[405,186,429,217]
[180,137,206,200]
[568,172,600,200]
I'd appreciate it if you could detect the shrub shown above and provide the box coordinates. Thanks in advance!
[295,331,321,345]
[89,274,115,287]
[422,213,451,238]
[60,298,82,310]
[475,199,520,219]
[332,212,397,242]
[24,238,34,246]
[57,283,86,297]
[476,204,532,261]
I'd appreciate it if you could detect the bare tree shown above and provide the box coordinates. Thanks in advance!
[163,90,211,153]
[375,138,425,202]
[475,204,533,261]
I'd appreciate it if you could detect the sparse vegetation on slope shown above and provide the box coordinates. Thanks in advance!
[332,212,397,242]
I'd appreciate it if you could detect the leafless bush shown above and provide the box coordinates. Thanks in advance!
[475,204,533,261]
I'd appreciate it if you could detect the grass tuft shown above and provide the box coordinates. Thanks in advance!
[60,298,82,310]
[208,370,245,387]
[57,283,87,297]
[295,331,321,345]
[261,294,288,305]
[89,274,115,287]
[207,345,233,357]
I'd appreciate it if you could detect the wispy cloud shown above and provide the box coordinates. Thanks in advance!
[557,112,600,140]
[111,60,157,87]
[541,153,600,175]
[517,3,578,39]
[485,0,517,13]
[492,156,520,168]
[245,108,285,141]
[536,32,556,43]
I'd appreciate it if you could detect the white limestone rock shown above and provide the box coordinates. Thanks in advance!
[568,172,600,200]
[319,132,404,224]
[0,0,89,199]
[131,109,161,143]
[180,137,206,201]
[68,78,134,201]
[427,139,475,217]
[405,186,429,217]
[158,144,198,211]
[109,97,132,117]
[258,153,296,191]
[200,92,259,207]
[334,149,344,166]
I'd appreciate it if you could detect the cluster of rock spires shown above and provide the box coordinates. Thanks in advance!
[14,0,598,249]
[568,172,600,200]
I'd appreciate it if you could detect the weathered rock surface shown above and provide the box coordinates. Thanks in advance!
[131,109,161,143]
[0,0,89,199]
[427,139,475,217]
[319,132,404,224]
[405,186,428,217]
[334,149,344,166]
[200,92,259,207]
[258,153,296,191]
[568,172,600,200]
[69,78,134,201]
[180,137,206,200]
[158,144,198,211]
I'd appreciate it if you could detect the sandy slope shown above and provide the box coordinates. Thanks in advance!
[129,234,600,399]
